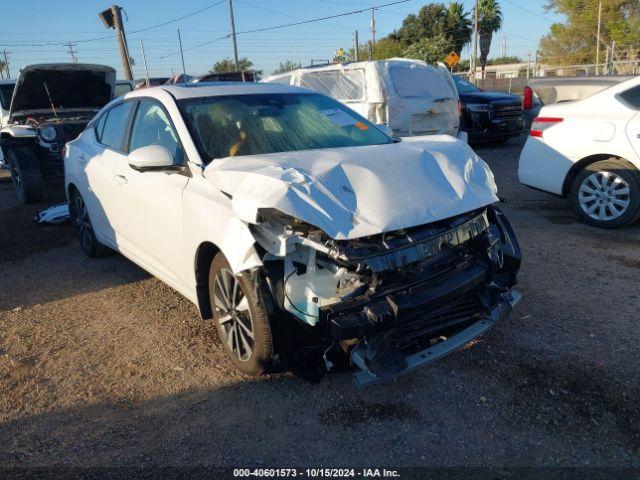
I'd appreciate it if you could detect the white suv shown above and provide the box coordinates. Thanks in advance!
[65,82,521,386]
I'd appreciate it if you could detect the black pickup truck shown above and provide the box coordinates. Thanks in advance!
[453,75,524,144]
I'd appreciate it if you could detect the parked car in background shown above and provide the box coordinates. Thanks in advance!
[519,76,640,228]
[194,70,257,83]
[0,79,16,164]
[65,82,521,386]
[135,77,170,89]
[523,75,632,128]
[262,59,464,140]
[114,79,135,98]
[453,75,524,144]
[0,63,115,203]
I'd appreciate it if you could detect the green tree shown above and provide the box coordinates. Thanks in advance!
[387,2,472,58]
[539,0,640,65]
[446,2,473,55]
[403,34,453,64]
[211,57,254,73]
[0,60,7,79]
[478,0,503,74]
[272,60,302,75]
[373,37,406,59]
[488,55,522,65]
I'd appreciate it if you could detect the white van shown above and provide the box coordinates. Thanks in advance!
[262,58,462,140]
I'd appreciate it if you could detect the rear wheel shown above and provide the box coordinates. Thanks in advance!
[69,190,111,257]
[209,253,273,376]
[6,146,45,204]
[570,159,640,228]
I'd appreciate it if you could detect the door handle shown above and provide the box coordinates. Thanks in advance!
[115,174,128,184]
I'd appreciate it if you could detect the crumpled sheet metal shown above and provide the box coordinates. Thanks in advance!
[204,135,498,241]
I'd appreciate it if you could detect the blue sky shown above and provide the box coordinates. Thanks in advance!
[1,0,563,78]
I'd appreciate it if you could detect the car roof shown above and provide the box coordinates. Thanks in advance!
[151,81,312,100]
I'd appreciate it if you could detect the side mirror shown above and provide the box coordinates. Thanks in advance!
[128,144,176,171]
[376,123,394,138]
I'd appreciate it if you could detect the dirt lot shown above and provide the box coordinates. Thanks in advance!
[1,137,639,470]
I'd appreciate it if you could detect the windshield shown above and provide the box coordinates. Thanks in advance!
[0,83,15,110]
[179,93,393,162]
[389,66,455,98]
[453,75,480,93]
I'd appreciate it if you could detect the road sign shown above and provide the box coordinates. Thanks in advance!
[444,52,460,68]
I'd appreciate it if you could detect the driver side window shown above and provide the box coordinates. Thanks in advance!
[129,100,184,164]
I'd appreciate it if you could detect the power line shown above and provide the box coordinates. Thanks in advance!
[0,0,226,47]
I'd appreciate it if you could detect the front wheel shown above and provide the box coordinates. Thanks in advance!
[570,159,640,229]
[209,253,273,376]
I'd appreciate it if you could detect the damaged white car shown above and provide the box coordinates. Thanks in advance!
[65,83,521,386]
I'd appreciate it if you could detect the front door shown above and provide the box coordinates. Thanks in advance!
[111,99,190,288]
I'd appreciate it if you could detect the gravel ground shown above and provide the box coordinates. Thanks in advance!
[0,136,639,469]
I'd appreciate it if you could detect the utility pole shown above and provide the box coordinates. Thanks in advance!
[610,40,616,74]
[65,42,78,63]
[527,51,531,79]
[140,40,150,87]
[178,28,186,80]
[501,35,506,58]
[471,0,479,83]
[370,7,376,60]
[2,50,10,79]
[354,30,360,62]
[228,0,239,70]
[99,5,133,80]
[595,1,602,75]
[113,5,133,80]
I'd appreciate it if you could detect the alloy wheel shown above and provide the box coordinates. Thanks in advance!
[73,194,94,252]
[578,171,631,222]
[213,268,254,361]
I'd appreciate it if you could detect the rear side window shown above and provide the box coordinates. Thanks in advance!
[298,69,365,102]
[99,102,135,150]
[618,85,640,109]
[390,66,454,99]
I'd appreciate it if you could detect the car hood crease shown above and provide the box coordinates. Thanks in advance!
[203,135,499,240]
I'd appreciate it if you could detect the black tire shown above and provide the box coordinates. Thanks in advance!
[209,253,273,376]
[570,158,640,229]
[69,189,112,258]
[6,146,45,204]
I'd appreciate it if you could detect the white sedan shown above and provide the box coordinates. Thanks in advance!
[65,82,521,386]
[518,75,640,228]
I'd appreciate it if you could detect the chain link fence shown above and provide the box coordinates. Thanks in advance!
[457,59,639,95]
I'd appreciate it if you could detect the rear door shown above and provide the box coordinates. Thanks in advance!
[80,100,136,246]
[621,85,640,162]
[386,63,459,137]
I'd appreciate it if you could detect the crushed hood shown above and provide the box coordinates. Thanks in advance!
[10,63,116,119]
[204,135,499,240]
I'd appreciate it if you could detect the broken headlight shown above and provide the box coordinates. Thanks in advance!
[258,208,319,237]
[38,124,58,143]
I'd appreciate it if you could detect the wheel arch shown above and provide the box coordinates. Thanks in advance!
[194,241,221,320]
[562,154,639,197]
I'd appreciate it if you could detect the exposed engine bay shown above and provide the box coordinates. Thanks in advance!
[251,204,521,386]
[5,114,92,176]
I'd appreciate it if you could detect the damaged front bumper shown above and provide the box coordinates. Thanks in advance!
[350,289,521,387]
[255,205,521,386]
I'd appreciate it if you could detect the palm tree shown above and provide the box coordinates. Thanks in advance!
[447,2,472,55]
[478,0,503,75]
